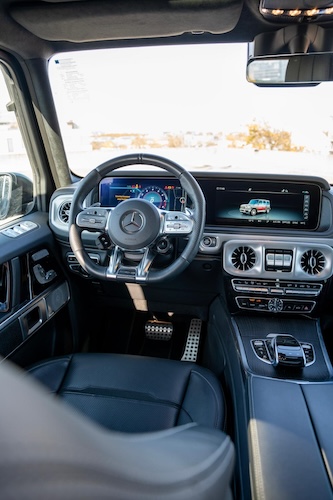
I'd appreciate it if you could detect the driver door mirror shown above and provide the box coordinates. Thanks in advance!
[0,172,33,222]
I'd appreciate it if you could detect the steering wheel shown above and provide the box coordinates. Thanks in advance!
[69,154,206,283]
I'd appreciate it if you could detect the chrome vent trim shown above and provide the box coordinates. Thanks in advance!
[300,249,326,276]
[224,240,333,281]
[231,246,256,271]
[50,194,73,232]
[58,201,71,224]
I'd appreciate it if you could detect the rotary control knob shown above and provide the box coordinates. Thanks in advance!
[268,298,283,313]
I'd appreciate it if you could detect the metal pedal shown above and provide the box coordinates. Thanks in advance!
[145,320,173,341]
[181,318,202,362]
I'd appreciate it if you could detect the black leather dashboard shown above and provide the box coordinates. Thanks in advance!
[49,171,333,315]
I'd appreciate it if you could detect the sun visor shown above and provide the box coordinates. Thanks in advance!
[10,0,244,43]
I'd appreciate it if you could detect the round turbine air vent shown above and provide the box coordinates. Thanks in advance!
[301,249,326,275]
[231,246,256,271]
[58,201,71,224]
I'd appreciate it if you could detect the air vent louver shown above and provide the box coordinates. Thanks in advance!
[58,201,71,224]
[231,246,256,271]
[301,249,326,275]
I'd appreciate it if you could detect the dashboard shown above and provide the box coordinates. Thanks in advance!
[50,171,333,316]
[98,175,323,230]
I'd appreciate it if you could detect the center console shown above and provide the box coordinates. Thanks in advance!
[249,376,333,500]
[226,296,333,498]
[223,239,333,315]
[232,314,332,381]
[207,295,333,500]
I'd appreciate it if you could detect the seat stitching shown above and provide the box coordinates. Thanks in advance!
[27,355,73,393]
[57,355,74,393]
[176,371,194,426]
[28,356,72,372]
[61,389,182,411]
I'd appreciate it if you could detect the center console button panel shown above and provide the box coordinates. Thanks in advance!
[236,296,315,313]
[265,249,293,271]
[232,279,322,297]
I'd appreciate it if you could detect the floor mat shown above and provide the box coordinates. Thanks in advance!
[87,308,205,362]
[128,312,188,359]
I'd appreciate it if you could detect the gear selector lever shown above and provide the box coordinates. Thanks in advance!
[266,334,306,368]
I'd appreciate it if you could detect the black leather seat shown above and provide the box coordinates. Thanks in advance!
[0,357,235,499]
[27,353,225,433]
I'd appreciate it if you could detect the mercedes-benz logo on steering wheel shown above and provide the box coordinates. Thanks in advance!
[121,210,145,234]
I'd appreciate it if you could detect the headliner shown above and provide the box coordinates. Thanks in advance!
[0,0,291,59]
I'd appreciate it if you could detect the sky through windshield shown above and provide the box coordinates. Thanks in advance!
[49,43,333,181]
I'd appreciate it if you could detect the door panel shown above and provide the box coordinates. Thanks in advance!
[0,211,72,366]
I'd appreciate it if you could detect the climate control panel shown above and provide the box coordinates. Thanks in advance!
[232,279,322,297]
[232,278,320,313]
[236,296,315,313]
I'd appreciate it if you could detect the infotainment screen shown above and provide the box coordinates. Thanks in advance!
[210,180,321,229]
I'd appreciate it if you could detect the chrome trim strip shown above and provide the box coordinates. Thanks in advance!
[0,281,70,334]
[224,240,333,281]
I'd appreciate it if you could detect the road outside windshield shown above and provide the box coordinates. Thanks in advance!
[49,44,333,183]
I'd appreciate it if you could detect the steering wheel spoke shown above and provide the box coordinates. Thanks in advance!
[106,246,155,282]
[162,210,194,236]
[76,207,110,231]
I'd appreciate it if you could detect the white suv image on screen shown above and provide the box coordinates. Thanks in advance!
[239,199,271,216]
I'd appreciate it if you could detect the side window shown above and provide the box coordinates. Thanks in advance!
[0,64,34,225]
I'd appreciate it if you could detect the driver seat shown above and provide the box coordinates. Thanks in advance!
[0,355,235,499]
[27,352,226,433]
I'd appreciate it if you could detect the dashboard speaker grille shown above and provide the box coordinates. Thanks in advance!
[58,201,71,224]
[231,246,256,271]
[300,249,326,275]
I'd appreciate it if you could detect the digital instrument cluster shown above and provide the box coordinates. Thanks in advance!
[99,177,187,211]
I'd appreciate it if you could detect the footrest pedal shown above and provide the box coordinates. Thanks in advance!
[181,318,202,362]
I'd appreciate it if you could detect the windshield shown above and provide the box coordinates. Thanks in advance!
[49,43,333,183]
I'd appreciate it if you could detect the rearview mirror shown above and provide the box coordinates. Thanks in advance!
[247,53,333,85]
